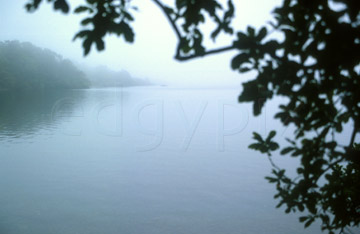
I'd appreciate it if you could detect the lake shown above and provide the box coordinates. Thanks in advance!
[0,87,322,234]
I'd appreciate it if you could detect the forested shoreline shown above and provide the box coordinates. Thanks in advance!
[0,41,90,90]
[0,41,152,90]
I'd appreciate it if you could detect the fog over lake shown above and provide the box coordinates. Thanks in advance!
[0,0,359,232]
[0,87,326,234]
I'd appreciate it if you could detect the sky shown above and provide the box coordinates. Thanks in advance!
[0,0,281,87]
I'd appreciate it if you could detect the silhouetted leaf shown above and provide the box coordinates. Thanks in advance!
[265,176,278,183]
[54,0,69,13]
[231,53,249,70]
[281,147,294,155]
[249,143,261,150]
[252,132,263,142]
[247,26,255,37]
[81,18,92,26]
[74,6,92,13]
[269,142,279,151]
[305,218,315,228]
[95,39,104,51]
[257,27,267,41]
[266,130,276,142]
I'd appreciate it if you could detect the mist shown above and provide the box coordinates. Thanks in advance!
[0,0,279,87]
[1,1,356,234]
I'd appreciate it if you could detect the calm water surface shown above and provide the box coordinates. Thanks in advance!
[0,87,323,234]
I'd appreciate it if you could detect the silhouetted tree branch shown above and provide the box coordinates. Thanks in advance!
[152,0,236,61]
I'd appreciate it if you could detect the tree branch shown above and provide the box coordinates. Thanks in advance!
[348,124,358,148]
[151,0,181,40]
[267,155,281,171]
[175,45,236,61]
[151,0,237,61]
[151,0,183,58]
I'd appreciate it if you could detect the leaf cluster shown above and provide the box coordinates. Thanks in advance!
[231,0,360,232]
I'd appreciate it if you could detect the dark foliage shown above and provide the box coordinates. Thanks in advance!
[233,1,360,232]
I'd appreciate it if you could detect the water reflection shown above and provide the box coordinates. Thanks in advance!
[0,87,258,150]
[0,88,323,234]
[0,90,86,141]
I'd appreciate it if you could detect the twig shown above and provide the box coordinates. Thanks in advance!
[175,45,236,61]
[268,155,281,171]
[151,0,181,40]
[348,124,358,148]
[151,0,237,61]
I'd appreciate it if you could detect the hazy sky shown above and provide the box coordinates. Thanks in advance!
[0,0,280,87]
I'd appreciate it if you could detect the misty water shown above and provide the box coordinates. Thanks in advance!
[0,87,322,234]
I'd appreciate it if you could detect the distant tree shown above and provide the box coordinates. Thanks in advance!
[25,0,360,233]
[85,65,153,87]
[0,41,90,90]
